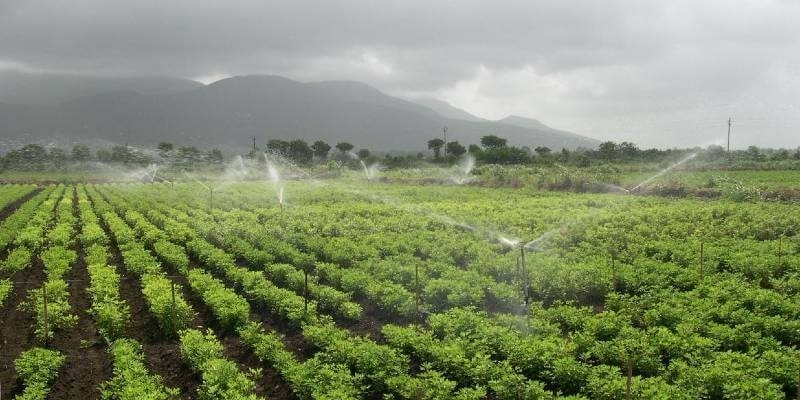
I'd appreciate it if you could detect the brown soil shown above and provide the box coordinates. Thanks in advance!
[48,250,113,400]
[0,258,44,399]
[110,242,203,400]
[167,263,296,400]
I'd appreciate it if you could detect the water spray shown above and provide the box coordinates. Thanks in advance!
[628,152,698,193]
[360,160,371,181]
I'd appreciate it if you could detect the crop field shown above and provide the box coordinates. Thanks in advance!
[1,175,800,399]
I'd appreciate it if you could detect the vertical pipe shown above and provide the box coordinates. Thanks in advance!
[304,269,309,314]
[42,284,49,346]
[626,357,633,400]
[520,245,528,305]
[700,241,705,280]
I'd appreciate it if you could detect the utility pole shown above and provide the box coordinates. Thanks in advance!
[442,126,448,158]
[253,136,257,151]
[727,117,733,152]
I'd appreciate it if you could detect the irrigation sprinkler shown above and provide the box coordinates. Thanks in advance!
[304,269,309,314]
[519,243,531,306]
[415,263,420,317]
[42,285,49,346]
[626,357,633,400]
[699,241,705,280]
[209,187,215,219]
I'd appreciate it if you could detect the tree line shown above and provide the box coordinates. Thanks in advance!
[2,136,798,171]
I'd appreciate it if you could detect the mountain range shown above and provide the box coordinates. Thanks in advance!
[0,71,600,152]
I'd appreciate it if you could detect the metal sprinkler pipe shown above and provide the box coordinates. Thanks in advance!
[520,243,530,306]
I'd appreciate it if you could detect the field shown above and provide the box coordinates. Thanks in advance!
[1,169,799,399]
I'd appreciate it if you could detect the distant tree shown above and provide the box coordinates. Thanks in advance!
[357,148,371,159]
[618,142,639,159]
[427,138,444,159]
[598,141,617,160]
[157,142,174,157]
[96,148,112,162]
[177,146,202,164]
[288,140,313,165]
[207,149,224,164]
[534,146,551,157]
[480,135,507,149]
[746,145,762,160]
[335,142,354,154]
[477,146,529,165]
[468,144,482,154]
[2,144,48,170]
[49,147,68,169]
[111,145,135,164]
[446,141,466,157]
[311,140,331,160]
[71,144,91,161]
[267,139,291,157]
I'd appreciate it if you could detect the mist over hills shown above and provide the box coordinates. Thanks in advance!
[0,72,600,152]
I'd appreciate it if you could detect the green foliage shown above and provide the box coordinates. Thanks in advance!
[86,262,130,343]
[20,279,77,342]
[0,278,12,307]
[1,246,32,274]
[101,339,179,400]
[187,268,250,329]
[179,329,263,400]
[40,246,77,279]
[14,347,66,400]
[141,273,195,336]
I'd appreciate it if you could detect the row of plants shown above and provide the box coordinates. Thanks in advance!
[96,184,499,399]
[75,184,180,399]
[77,185,131,343]
[85,185,195,336]
[101,186,365,322]
[20,188,78,342]
[0,183,36,210]
[11,347,67,400]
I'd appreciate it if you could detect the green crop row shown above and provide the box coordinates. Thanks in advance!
[100,338,179,400]
[178,328,264,400]
[86,186,195,337]
[12,347,66,400]
[19,278,77,342]
[1,246,33,275]
[0,278,12,307]
[13,185,64,250]
[0,186,45,250]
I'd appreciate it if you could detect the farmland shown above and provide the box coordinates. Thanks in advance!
[0,169,799,399]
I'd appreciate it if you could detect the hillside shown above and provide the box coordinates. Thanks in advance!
[0,73,600,151]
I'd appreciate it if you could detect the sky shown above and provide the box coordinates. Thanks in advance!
[1,0,799,149]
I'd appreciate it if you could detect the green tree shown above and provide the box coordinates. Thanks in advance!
[311,140,331,160]
[288,139,313,165]
[480,135,507,149]
[335,142,354,154]
[428,138,444,159]
[357,148,371,160]
[71,144,91,161]
[207,149,224,164]
[534,146,551,157]
[446,141,466,157]
[49,147,68,169]
[267,139,291,157]
[157,142,174,158]
[598,141,617,160]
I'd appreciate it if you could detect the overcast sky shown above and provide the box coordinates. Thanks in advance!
[1,0,799,148]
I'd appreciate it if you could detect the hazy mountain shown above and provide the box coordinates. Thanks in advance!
[0,70,203,105]
[411,98,486,122]
[0,74,600,151]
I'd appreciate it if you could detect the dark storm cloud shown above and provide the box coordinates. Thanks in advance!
[1,0,799,147]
